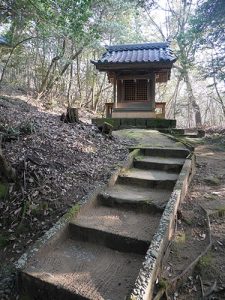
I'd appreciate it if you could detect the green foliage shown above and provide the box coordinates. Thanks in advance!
[190,0,225,85]
[63,204,81,220]
[191,0,225,45]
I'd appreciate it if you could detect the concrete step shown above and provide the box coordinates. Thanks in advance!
[69,205,161,252]
[17,129,192,300]
[98,184,171,211]
[134,156,184,172]
[69,223,149,255]
[20,238,144,300]
[139,147,190,158]
[118,168,178,189]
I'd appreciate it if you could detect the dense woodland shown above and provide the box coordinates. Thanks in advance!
[0,0,224,127]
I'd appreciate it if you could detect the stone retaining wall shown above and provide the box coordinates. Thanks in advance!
[92,118,176,130]
[129,154,195,300]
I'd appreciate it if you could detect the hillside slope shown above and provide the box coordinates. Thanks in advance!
[0,95,129,299]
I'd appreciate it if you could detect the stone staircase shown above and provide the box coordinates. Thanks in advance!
[19,147,189,300]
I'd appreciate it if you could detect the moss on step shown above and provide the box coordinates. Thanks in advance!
[134,155,145,161]
[116,129,147,140]
[63,204,81,220]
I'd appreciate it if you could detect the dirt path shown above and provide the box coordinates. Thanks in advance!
[161,135,225,300]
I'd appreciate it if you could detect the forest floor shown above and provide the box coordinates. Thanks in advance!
[0,94,131,300]
[0,93,225,300]
[161,134,225,300]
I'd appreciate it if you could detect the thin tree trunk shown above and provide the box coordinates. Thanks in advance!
[93,73,106,112]
[67,64,73,107]
[76,54,83,106]
[184,71,202,127]
[212,75,225,117]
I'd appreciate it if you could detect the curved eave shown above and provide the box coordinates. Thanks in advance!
[91,59,176,71]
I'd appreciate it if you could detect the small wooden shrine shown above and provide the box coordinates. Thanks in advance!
[91,42,176,119]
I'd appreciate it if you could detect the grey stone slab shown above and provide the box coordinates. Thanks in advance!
[22,238,144,300]
[120,168,178,181]
[118,168,178,189]
[142,147,190,158]
[135,156,185,165]
[113,129,186,149]
[70,204,161,244]
[99,184,171,209]
[134,156,185,172]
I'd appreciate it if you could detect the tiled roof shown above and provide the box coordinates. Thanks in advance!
[93,42,176,64]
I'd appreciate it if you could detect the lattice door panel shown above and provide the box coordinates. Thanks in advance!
[124,80,136,101]
[136,79,147,101]
[124,79,148,101]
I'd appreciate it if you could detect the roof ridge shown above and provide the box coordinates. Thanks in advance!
[106,42,169,52]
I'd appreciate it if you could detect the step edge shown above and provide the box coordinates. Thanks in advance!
[68,222,150,255]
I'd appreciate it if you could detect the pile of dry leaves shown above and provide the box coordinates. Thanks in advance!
[0,95,129,299]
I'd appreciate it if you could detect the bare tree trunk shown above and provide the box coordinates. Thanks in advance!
[67,64,73,107]
[93,73,107,112]
[165,74,182,119]
[184,71,202,127]
[76,54,83,106]
[212,75,225,116]
[91,75,96,110]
